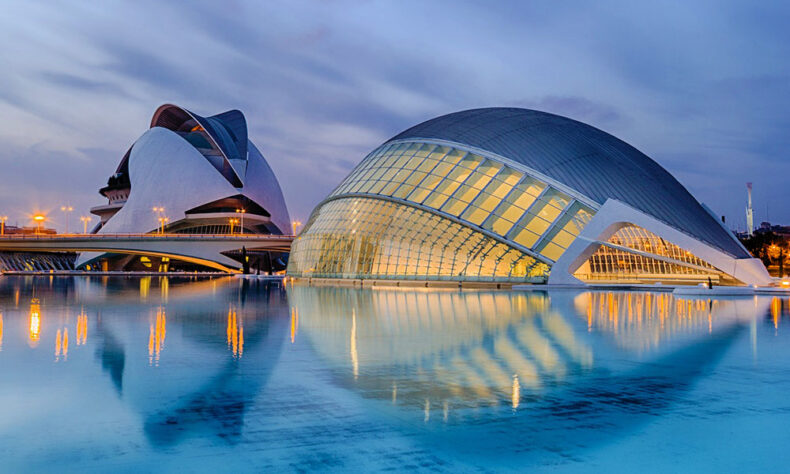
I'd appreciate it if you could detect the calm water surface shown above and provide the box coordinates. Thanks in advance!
[1,276,789,472]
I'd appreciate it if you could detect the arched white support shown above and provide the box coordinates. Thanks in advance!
[549,199,772,287]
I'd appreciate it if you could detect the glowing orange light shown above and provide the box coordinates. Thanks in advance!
[290,307,298,343]
[28,299,41,347]
[148,308,166,366]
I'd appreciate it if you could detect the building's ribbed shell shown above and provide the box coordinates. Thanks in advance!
[389,108,746,258]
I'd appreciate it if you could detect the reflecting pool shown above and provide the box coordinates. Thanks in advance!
[1,276,790,471]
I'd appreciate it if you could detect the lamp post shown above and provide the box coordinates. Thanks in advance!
[292,219,303,235]
[0,216,7,235]
[60,205,73,234]
[33,214,45,235]
[152,207,164,234]
[80,216,92,234]
[229,218,239,235]
[235,208,246,235]
[158,216,169,234]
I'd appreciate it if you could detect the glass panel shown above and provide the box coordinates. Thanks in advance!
[512,228,540,248]
[287,196,546,282]
[539,242,565,261]
[523,215,552,236]
[453,184,479,204]
[463,207,489,226]
[463,170,494,191]
[457,153,483,170]
[442,148,465,167]
[441,197,468,217]
[477,159,503,177]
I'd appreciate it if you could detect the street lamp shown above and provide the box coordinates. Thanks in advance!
[229,218,239,235]
[0,216,7,236]
[80,216,92,234]
[235,208,246,235]
[152,207,165,234]
[33,214,45,235]
[60,205,73,234]
[292,220,302,234]
[158,216,169,234]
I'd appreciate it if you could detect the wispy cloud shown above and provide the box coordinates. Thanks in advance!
[0,0,788,229]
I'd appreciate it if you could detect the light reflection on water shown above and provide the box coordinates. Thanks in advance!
[0,277,789,471]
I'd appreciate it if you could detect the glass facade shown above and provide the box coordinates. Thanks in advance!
[574,225,727,284]
[289,139,735,285]
[329,141,596,263]
[287,197,548,282]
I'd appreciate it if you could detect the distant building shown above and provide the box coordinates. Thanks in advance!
[2,225,57,235]
[753,221,790,239]
[288,108,770,286]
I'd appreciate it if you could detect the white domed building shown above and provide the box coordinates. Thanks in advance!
[287,108,770,286]
[80,104,291,272]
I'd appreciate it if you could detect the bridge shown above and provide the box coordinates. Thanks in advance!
[0,233,293,272]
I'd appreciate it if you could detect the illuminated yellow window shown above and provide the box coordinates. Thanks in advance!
[390,168,413,186]
[381,181,401,196]
[405,170,427,186]
[442,148,466,166]
[431,161,456,178]
[539,242,565,261]
[453,184,478,204]
[369,168,388,181]
[463,207,489,226]
[561,205,594,235]
[423,190,452,209]
[367,180,388,194]
[537,204,562,222]
[477,193,503,212]
[414,143,435,157]
[477,159,503,177]
[441,197,468,216]
[512,228,540,248]
[484,179,514,199]
[426,146,450,161]
[463,171,494,191]
[417,158,439,172]
[510,190,539,210]
[550,229,575,248]
[347,181,366,193]
[408,186,432,204]
[485,215,516,235]
[430,174,466,199]
[404,155,425,170]
[392,153,414,169]
[499,203,526,223]
[522,214,552,236]
[457,153,483,170]
[380,168,399,182]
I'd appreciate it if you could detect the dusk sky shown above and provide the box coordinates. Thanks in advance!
[1,1,788,231]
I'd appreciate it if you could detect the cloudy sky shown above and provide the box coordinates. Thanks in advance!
[1,0,788,231]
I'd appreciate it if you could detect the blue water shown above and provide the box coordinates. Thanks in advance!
[0,276,789,472]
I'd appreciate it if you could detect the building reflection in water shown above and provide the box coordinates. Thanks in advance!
[226,305,244,358]
[287,286,770,422]
[578,291,769,352]
[140,277,150,300]
[76,311,88,346]
[55,328,69,361]
[148,307,167,366]
[290,307,298,344]
[28,298,41,348]
[288,287,592,415]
